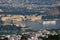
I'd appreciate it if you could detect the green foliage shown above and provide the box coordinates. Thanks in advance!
[3,37,9,40]
[0,37,9,40]
[40,34,60,40]
[20,34,28,40]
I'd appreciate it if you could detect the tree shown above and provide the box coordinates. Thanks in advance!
[3,37,9,40]
[20,34,28,40]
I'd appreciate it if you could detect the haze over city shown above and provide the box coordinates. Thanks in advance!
[0,0,60,40]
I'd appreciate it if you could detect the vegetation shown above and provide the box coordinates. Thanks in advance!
[39,34,60,40]
[20,34,28,40]
[0,37,9,40]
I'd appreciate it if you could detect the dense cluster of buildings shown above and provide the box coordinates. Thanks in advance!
[0,14,59,28]
[0,0,60,40]
[0,0,60,8]
[0,14,42,26]
[0,29,60,40]
[1,14,59,26]
[0,0,60,4]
